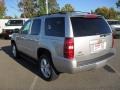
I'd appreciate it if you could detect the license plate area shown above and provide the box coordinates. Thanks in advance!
[90,39,106,53]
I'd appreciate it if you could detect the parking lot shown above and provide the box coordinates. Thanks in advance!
[0,39,120,90]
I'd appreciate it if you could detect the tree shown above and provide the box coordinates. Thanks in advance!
[95,7,109,19]
[48,0,60,13]
[95,7,117,19]
[0,1,5,19]
[37,0,60,15]
[109,8,117,19]
[4,16,13,19]
[18,0,37,18]
[37,0,46,15]
[18,0,60,17]
[61,4,74,12]
[115,0,120,19]
[116,0,120,8]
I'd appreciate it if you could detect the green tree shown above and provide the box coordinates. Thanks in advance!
[19,0,60,17]
[48,0,60,13]
[37,0,60,15]
[115,0,120,19]
[95,7,109,19]
[116,0,120,8]
[37,0,46,15]
[4,16,13,19]
[18,0,37,18]
[95,7,117,19]
[109,8,117,19]
[0,2,6,19]
[61,4,74,12]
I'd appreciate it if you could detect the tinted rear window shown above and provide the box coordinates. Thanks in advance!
[71,17,111,37]
[45,17,65,37]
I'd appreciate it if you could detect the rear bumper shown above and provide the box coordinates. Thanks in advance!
[53,48,115,74]
[70,53,114,73]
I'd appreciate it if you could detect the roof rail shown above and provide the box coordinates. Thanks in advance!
[48,11,91,15]
[56,11,91,14]
[68,11,90,14]
[34,11,91,17]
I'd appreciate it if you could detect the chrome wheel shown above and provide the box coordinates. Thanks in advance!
[40,58,51,78]
[38,55,59,81]
[12,45,16,57]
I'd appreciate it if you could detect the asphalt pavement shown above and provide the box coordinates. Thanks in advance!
[0,39,120,90]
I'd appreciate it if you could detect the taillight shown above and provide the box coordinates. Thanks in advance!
[64,38,74,59]
[112,34,114,48]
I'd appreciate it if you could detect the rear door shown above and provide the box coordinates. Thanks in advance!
[44,17,65,58]
[71,17,112,61]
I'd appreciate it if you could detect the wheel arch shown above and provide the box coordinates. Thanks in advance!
[37,48,52,58]
[37,48,59,74]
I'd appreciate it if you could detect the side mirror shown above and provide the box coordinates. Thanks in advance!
[14,28,19,33]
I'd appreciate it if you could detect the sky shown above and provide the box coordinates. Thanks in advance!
[5,0,118,17]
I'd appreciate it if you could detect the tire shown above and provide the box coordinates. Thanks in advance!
[38,54,59,81]
[12,44,20,58]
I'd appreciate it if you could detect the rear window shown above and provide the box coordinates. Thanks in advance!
[71,17,111,37]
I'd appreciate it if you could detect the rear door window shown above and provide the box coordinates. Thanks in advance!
[71,17,111,37]
[45,17,65,37]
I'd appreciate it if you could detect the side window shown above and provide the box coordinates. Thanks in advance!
[21,20,31,34]
[45,17,65,37]
[31,19,41,35]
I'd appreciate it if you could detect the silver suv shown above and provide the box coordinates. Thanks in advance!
[11,12,115,81]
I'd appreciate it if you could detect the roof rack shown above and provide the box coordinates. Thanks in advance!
[35,11,91,17]
[65,11,90,14]
[48,11,91,15]
[53,11,91,14]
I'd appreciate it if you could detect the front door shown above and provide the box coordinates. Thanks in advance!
[25,19,41,58]
[16,20,32,55]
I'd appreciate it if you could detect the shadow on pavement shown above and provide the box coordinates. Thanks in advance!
[104,65,116,73]
[2,45,44,80]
